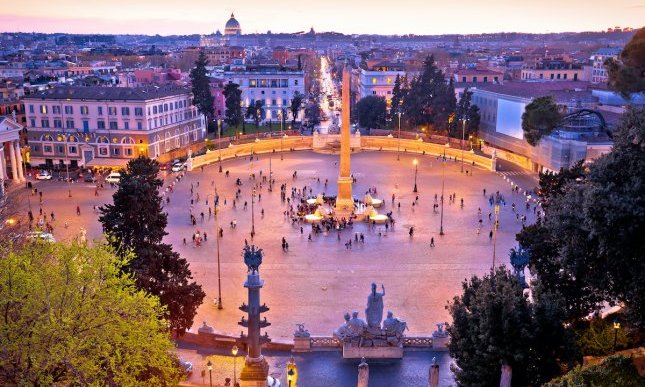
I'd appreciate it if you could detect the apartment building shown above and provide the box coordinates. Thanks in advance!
[24,86,205,168]
[358,62,406,108]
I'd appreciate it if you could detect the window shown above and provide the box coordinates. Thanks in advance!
[125,148,133,156]
[550,74,555,79]
[41,119,50,128]
[294,80,299,86]
[270,79,278,88]
[54,119,62,128]
[44,145,53,153]
[40,105,48,114]
[371,77,377,85]
[563,73,567,80]
[99,147,108,156]
[153,106,158,114]
[135,107,143,116]
[557,74,561,79]
[121,107,130,116]
[462,76,467,82]
[108,107,117,115]
[80,106,89,115]
[473,76,478,82]
[29,105,34,113]
[483,77,488,83]
[64,106,73,114]
[57,145,64,153]
[137,122,143,130]
[372,91,377,95]
[163,104,168,112]
[98,106,103,115]
[109,121,118,130]
[52,105,61,114]
[97,120,105,129]
[113,148,119,156]
[30,119,35,128]
[387,78,392,84]
[282,98,287,106]
[68,146,77,154]
[82,120,89,131]
[124,122,129,130]
[271,99,276,106]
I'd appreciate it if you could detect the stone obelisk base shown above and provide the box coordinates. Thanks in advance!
[335,176,354,214]
[239,355,269,387]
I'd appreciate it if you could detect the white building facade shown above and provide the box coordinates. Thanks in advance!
[223,68,305,120]
[0,116,25,197]
[24,86,206,168]
[358,65,406,108]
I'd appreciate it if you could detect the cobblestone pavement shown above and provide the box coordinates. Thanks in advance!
[21,150,539,344]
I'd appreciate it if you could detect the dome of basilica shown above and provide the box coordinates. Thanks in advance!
[224,13,241,35]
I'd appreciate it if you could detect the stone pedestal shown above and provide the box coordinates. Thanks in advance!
[293,337,311,352]
[429,364,440,387]
[239,355,269,387]
[432,334,449,351]
[343,343,403,359]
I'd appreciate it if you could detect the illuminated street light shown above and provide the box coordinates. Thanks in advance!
[492,203,500,269]
[439,147,447,235]
[206,359,213,387]
[613,320,621,351]
[232,345,239,386]
[413,159,418,193]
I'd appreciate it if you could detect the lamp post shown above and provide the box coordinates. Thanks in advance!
[439,148,446,235]
[251,188,256,239]
[397,110,402,161]
[613,320,621,351]
[492,203,500,269]
[215,196,223,309]
[217,118,223,173]
[460,117,468,173]
[206,360,213,387]
[58,132,72,198]
[232,345,239,386]
[279,109,284,160]
[412,158,418,193]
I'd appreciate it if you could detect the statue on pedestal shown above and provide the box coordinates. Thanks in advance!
[383,311,408,338]
[365,283,385,329]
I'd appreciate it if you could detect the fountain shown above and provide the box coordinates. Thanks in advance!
[363,194,383,208]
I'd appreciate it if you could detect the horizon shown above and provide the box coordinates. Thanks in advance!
[0,0,642,36]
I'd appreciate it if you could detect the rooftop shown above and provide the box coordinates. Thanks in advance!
[474,81,596,103]
[24,85,191,101]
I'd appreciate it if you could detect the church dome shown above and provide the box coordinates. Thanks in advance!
[224,13,241,35]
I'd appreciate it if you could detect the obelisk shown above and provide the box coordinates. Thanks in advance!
[335,64,354,213]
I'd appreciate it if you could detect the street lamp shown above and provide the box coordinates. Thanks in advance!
[215,197,223,310]
[613,320,621,351]
[58,133,72,198]
[217,118,223,173]
[412,159,418,193]
[460,117,469,173]
[232,345,239,386]
[206,359,213,387]
[279,109,284,160]
[492,203,500,269]
[250,188,256,239]
[397,110,403,161]
[439,148,446,235]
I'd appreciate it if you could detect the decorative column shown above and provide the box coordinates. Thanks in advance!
[357,357,369,387]
[0,145,7,180]
[335,64,354,213]
[8,140,18,182]
[14,141,24,182]
[238,245,271,387]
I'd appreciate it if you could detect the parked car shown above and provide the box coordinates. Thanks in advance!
[105,172,121,184]
[36,170,52,180]
[171,162,186,172]
[83,173,96,183]
[179,359,193,374]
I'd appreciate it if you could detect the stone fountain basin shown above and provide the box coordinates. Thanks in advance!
[369,199,384,208]
[305,214,324,223]
[369,214,389,224]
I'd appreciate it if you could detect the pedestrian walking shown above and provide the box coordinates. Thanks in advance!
[430,237,435,247]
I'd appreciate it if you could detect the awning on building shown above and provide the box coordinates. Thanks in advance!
[85,158,131,168]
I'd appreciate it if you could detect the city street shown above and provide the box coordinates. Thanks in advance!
[20,149,539,341]
[317,56,341,134]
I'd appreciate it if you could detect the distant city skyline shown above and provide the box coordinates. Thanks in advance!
[0,0,642,36]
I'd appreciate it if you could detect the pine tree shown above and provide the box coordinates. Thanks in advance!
[189,51,215,124]
[223,82,243,127]
[390,74,403,114]
[290,92,303,127]
[99,157,205,336]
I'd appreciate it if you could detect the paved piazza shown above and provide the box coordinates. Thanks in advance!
[22,150,538,342]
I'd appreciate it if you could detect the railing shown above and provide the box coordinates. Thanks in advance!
[310,336,341,348]
[403,336,433,348]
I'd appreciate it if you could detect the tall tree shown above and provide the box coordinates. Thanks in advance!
[189,51,215,125]
[99,157,205,335]
[223,82,243,128]
[246,100,265,129]
[390,74,404,115]
[402,55,455,132]
[304,100,321,128]
[517,107,645,325]
[521,96,561,146]
[449,88,481,138]
[290,92,304,127]
[355,95,387,130]
[0,242,183,385]
[606,27,645,97]
[448,268,575,387]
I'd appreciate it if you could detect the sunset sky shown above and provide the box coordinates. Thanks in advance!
[1,0,643,35]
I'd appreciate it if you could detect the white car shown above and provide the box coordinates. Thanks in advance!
[27,231,56,243]
[171,162,185,172]
[105,172,121,184]
[36,170,52,180]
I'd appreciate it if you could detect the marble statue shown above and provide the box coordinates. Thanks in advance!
[365,283,385,328]
[294,323,311,338]
[333,313,352,341]
[383,311,408,337]
[348,311,367,337]
[243,245,263,273]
